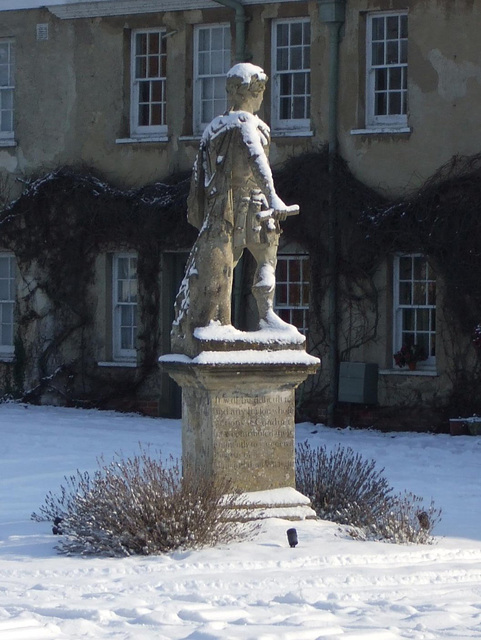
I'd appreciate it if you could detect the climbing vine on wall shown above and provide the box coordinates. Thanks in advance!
[0,167,193,407]
[2,150,481,415]
[276,149,481,415]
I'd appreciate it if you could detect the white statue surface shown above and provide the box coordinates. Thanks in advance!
[171,63,300,356]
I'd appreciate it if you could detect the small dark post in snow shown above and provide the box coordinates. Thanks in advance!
[287,528,298,548]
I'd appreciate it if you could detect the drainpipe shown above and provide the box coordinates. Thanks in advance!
[318,0,346,426]
[212,0,248,62]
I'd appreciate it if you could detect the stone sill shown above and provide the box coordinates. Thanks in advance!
[379,368,438,377]
[271,130,314,138]
[115,136,168,144]
[0,139,16,148]
[350,127,411,136]
[97,361,137,368]
[0,354,14,362]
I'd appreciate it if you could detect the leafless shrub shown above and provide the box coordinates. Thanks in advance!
[32,449,248,556]
[296,441,441,544]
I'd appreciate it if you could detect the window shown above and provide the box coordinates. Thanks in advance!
[393,255,436,367]
[0,253,16,354]
[194,24,231,135]
[131,29,167,138]
[113,254,137,360]
[0,40,14,140]
[275,254,310,333]
[271,19,311,132]
[366,12,407,128]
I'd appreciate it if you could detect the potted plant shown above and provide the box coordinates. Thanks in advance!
[393,344,427,371]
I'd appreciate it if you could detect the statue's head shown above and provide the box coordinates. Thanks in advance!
[226,63,268,113]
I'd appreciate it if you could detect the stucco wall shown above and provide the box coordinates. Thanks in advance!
[340,0,481,195]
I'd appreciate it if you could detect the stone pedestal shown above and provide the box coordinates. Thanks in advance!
[161,344,319,519]
[162,357,315,491]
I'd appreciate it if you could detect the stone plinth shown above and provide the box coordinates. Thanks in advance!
[160,349,319,494]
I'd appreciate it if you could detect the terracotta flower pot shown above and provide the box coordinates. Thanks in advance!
[408,362,417,371]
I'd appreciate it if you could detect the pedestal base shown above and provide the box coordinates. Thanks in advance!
[226,487,317,522]
[160,351,319,495]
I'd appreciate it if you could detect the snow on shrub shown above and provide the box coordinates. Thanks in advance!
[32,449,248,556]
[296,441,441,544]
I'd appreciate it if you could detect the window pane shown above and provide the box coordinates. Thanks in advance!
[0,281,9,300]
[136,33,147,55]
[302,283,310,305]
[0,257,9,278]
[372,17,384,41]
[375,92,387,115]
[413,256,426,280]
[403,308,414,331]
[1,322,13,346]
[198,28,209,51]
[277,48,289,71]
[389,67,402,90]
[290,22,303,46]
[117,258,128,279]
[386,16,399,40]
[280,97,290,119]
[121,328,132,350]
[0,66,8,87]
[211,53,224,75]
[428,282,436,305]
[148,32,159,54]
[399,256,412,279]
[135,57,147,79]
[413,282,426,305]
[387,41,399,65]
[389,91,401,115]
[417,333,429,354]
[151,80,162,102]
[277,23,289,47]
[375,68,387,91]
[121,305,133,325]
[211,27,224,50]
[277,283,288,304]
[290,46,303,70]
[400,14,408,38]
[372,42,385,66]
[293,96,306,119]
[148,56,159,78]
[399,282,411,305]
[293,73,306,94]
[417,309,430,331]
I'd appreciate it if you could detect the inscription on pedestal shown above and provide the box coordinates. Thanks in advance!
[211,391,295,491]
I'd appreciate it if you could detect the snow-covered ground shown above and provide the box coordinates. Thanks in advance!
[1,402,480,639]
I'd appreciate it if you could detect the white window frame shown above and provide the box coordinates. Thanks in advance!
[0,39,15,141]
[193,23,231,135]
[393,254,436,369]
[0,253,16,356]
[275,254,310,334]
[130,28,167,138]
[366,11,408,129]
[113,253,138,361]
[271,18,311,133]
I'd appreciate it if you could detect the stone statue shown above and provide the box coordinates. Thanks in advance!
[171,63,299,356]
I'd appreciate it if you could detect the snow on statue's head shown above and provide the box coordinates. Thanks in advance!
[226,63,268,111]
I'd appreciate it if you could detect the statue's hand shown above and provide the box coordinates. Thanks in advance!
[269,195,300,221]
[274,204,300,221]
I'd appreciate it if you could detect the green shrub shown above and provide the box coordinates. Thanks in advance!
[32,449,246,556]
